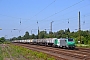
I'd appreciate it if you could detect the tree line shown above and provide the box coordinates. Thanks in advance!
[10,28,90,44]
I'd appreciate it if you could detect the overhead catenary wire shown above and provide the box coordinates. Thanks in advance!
[19,13,90,31]
[0,0,89,31]
[0,0,89,27]
[41,0,84,21]
[1,0,90,38]
[1,13,89,31]
[29,0,56,20]
[0,0,88,23]
[0,14,21,19]
[35,4,90,22]
[0,0,56,21]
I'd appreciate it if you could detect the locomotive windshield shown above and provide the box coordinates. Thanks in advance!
[68,39,73,41]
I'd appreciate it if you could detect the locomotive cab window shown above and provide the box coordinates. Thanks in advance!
[65,40,66,42]
[68,39,73,41]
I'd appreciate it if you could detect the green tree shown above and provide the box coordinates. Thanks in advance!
[11,37,17,40]
[30,34,36,39]
[65,28,70,38]
[39,31,47,38]
[23,31,30,39]
[17,36,22,40]
[0,37,5,43]
[10,29,90,44]
[57,30,65,38]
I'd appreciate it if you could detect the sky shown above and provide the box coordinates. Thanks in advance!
[0,0,90,39]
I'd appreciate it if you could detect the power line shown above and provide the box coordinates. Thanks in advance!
[0,0,56,21]
[28,1,90,22]
[22,0,57,22]
[41,0,84,21]
[22,12,90,31]
[30,0,56,19]
[1,0,90,32]
[0,0,88,23]
[0,14,20,19]
[55,3,90,21]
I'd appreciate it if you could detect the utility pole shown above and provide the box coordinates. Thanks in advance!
[31,30,32,35]
[50,21,54,38]
[20,18,21,25]
[79,11,81,44]
[38,27,39,39]
[0,28,2,30]
[37,21,39,39]
[68,19,69,38]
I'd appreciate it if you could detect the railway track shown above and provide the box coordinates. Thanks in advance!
[77,47,90,52]
[13,43,67,60]
[13,43,90,60]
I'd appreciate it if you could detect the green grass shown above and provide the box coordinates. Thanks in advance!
[0,44,55,60]
[76,44,90,48]
[0,47,3,60]
[10,44,55,60]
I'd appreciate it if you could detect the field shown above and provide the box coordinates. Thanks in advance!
[0,44,55,60]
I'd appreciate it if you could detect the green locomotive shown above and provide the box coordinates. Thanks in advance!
[53,38,75,48]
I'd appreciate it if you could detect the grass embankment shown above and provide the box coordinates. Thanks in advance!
[0,47,3,60]
[76,44,90,48]
[0,44,55,60]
